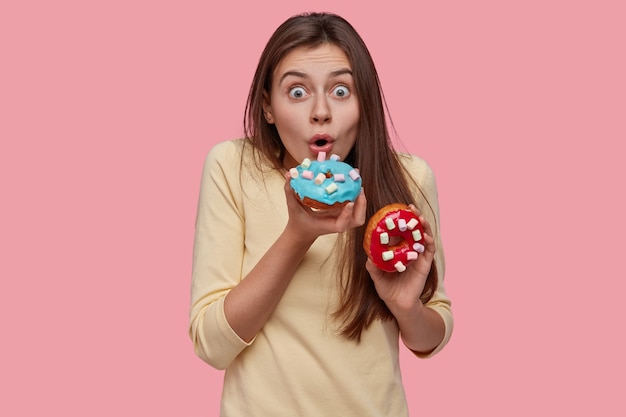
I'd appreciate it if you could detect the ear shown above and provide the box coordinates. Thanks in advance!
[262,91,275,124]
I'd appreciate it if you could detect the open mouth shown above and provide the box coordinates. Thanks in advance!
[309,135,334,156]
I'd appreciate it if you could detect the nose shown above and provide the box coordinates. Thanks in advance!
[311,96,331,124]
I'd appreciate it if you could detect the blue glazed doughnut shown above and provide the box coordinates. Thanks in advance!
[289,152,362,209]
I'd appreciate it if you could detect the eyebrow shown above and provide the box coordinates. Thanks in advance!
[278,68,353,84]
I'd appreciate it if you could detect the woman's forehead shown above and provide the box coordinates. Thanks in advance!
[273,44,352,80]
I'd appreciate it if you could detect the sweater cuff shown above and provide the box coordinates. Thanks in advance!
[194,296,255,370]
[218,295,256,349]
[412,304,453,359]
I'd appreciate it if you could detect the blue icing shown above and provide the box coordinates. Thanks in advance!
[290,158,362,206]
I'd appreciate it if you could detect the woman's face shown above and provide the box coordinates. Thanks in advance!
[263,43,360,168]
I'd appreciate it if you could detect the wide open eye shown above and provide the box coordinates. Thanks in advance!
[332,85,350,98]
[289,86,308,99]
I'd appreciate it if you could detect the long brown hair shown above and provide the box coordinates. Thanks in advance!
[243,12,438,341]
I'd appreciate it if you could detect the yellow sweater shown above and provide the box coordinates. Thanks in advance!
[189,139,453,416]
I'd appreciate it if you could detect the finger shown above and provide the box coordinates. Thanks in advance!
[419,215,434,241]
[423,232,436,257]
[352,188,367,226]
[416,231,436,269]
[334,201,355,227]
[408,204,422,217]
[284,180,300,208]
[284,172,294,195]
[365,258,384,280]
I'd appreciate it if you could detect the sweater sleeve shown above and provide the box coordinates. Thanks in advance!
[188,140,253,369]
[400,154,454,358]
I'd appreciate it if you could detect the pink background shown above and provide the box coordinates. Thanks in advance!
[2,0,624,415]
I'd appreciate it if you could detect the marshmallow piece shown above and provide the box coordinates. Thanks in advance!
[413,242,425,253]
[382,250,394,261]
[348,169,360,180]
[330,154,340,161]
[412,230,422,242]
[394,262,407,273]
[333,173,345,182]
[301,158,311,168]
[314,173,326,185]
[289,168,299,178]
[406,251,418,261]
[406,218,419,230]
[317,152,327,162]
[379,232,389,245]
[302,170,314,180]
[385,218,395,230]
[398,219,407,232]
[325,183,338,194]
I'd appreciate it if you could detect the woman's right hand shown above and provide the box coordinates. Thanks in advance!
[283,172,367,244]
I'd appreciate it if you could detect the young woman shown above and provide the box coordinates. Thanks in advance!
[189,12,453,416]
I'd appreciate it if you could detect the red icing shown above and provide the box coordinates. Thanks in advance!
[368,207,425,272]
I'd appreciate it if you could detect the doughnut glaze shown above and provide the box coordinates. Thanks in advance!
[363,204,425,272]
[289,152,362,209]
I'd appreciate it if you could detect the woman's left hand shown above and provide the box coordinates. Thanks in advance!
[366,205,436,313]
